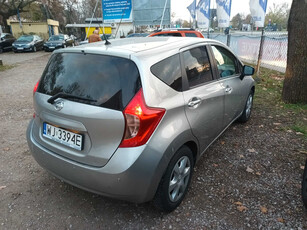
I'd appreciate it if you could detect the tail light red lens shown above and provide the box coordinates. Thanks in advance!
[33,80,40,95]
[119,89,165,148]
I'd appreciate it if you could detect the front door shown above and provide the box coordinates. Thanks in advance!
[210,45,246,128]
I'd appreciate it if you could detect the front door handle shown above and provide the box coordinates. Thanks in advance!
[225,86,233,93]
[188,97,202,108]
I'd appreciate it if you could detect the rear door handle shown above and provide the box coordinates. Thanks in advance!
[188,97,202,108]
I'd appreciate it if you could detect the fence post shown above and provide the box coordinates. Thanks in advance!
[226,34,230,46]
[256,29,265,80]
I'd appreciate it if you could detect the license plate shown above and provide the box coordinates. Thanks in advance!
[49,47,55,49]
[43,123,83,150]
[17,48,23,50]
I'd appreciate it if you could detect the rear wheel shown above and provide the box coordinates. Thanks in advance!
[0,47,3,53]
[154,145,194,212]
[237,90,254,123]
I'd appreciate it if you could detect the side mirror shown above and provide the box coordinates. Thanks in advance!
[240,65,255,80]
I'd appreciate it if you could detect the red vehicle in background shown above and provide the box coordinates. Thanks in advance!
[149,29,204,38]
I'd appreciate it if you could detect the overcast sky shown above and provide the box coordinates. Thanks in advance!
[171,0,293,21]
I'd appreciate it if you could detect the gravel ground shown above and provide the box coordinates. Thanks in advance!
[0,53,306,229]
[0,51,47,65]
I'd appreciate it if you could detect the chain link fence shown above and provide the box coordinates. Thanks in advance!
[205,31,288,73]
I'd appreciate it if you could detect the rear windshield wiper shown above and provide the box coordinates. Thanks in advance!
[47,92,97,104]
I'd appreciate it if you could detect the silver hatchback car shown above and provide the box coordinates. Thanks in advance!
[27,37,255,212]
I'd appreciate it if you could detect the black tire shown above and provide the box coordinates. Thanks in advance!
[0,47,3,54]
[302,160,307,208]
[32,46,37,52]
[154,145,194,212]
[237,90,254,123]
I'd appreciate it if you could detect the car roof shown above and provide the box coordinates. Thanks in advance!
[63,37,207,52]
[56,37,226,62]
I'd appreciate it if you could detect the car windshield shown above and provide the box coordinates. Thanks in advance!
[48,35,64,41]
[17,36,33,42]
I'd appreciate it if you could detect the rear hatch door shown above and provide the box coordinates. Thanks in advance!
[32,52,141,167]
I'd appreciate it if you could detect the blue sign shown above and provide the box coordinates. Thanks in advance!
[102,0,132,23]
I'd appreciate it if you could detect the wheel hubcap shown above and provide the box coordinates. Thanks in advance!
[245,94,253,118]
[168,156,191,202]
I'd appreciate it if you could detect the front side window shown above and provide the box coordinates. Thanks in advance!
[151,54,182,91]
[183,46,213,88]
[211,45,240,78]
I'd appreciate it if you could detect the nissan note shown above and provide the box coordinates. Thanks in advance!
[27,37,255,212]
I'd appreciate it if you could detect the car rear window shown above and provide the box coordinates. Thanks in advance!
[150,54,182,91]
[38,53,141,111]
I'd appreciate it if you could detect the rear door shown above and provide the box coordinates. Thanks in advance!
[209,45,246,128]
[181,45,224,153]
[33,52,141,167]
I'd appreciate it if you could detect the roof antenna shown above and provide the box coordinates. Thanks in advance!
[114,1,129,39]
[104,34,111,45]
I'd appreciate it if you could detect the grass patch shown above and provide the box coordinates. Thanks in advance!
[253,65,307,138]
[0,64,15,71]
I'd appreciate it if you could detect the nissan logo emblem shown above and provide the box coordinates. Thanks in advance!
[54,100,64,111]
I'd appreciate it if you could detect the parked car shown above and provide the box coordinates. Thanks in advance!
[27,37,255,212]
[12,35,44,52]
[79,34,113,45]
[43,34,74,52]
[149,29,204,38]
[0,33,16,53]
[126,33,149,38]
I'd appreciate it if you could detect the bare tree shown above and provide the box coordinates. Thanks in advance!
[231,13,243,30]
[265,3,290,30]
[0,0,37,32]
[282,0,307,103]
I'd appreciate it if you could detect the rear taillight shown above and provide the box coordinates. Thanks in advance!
[33,80,40,95]
[119,89,165,148]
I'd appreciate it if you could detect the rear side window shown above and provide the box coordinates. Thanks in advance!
[183,46,213,88]
[150,54,182,91]
[38,53,141,111]
[185,33,198,37]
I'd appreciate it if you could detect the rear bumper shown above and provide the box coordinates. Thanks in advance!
[26,119,164,203]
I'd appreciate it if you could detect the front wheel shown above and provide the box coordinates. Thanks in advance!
[32,46,37,52]
[237,90,254,123]
[154,145,194,212]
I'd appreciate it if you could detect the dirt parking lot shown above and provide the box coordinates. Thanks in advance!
[0,52,306,229]
[0,51,48,65]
